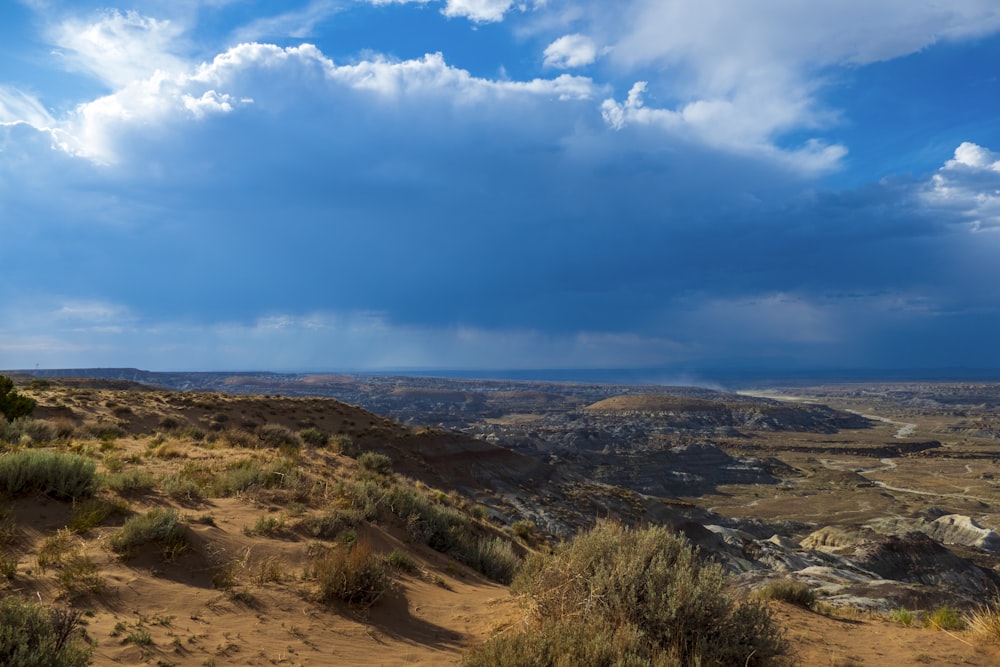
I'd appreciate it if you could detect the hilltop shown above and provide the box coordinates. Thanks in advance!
[2,374,1000,664]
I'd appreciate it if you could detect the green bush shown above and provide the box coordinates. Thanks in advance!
[111,508,189,560]
[299,508,364,540]
[756,578,816,609]
[0,596,91,667]
[926,605,966,631]
[102,469,155,497]
[358,452,393,476]
[0,418,58,446]
[469,520,786,667]
[0,451,97,500]
[76,421,126,441]
[347,478,522,583]
[256,424,301,450]
[464,617,671,667]
[298,428,328,447]
[310,538,389,607]
[210,457,303,496]
[0,377,35,421]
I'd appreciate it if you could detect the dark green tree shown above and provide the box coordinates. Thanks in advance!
[0,376,35,421]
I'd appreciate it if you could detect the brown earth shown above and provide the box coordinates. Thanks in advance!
[4,378,1000,665]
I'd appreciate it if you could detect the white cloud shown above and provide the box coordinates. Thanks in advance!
[601,81,846,173]
[5,36,595,164]
[230,0,344,42]
[0,87,56,127]
[543,33,598,69]
[924,142,1000,232]
[572,1,1000,171]
[442,0,514,23]
[50,10,187,88]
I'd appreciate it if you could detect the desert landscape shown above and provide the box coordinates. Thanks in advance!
[2,370,1000,665]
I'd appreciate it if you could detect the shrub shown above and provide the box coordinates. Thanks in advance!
[0,596,91,667]
[358,452,393,476]
[68,497,131,534]
[256,424,301,451]
[0,418,59,446]
[329,434,357,456]
[0,451,97,500]
[756,578,816,609]
[926,605,965,631]
[58,555,104,598]
[298,428,328,447]
[102,469,155,497]
[347,478,521,583]
[0,552,18,579]
[210,457,303,497]
[244,514,286,537]
[161,473,202,501]
[890,608,915,627]
[76,421,126,441]
[463,617,666,667]
[221,428,257,449]
[111,508,189,560]
[469,537,521,585]
[387,549,419,574]
[309,538,389,607]
[299,508,364,540]
[37,529,77,571]
[0,376,35,421]
[472,520,786,667]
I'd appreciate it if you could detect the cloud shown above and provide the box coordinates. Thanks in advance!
[600,81,846,172]
[1,28,597,164]
[0,87,56,127]
[557,1,1000,170]
[50,9,188,88]
[923,142,1000,232]
[230,0,345,42]
[543,33,598,69]
[442,0,515,23]
[0,302,686,371]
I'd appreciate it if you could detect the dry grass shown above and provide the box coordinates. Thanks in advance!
[967,599,1000,643]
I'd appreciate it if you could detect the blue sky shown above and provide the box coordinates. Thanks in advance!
[1,0,1000,374]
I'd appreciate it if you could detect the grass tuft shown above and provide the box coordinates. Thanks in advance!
[111,508,189,560]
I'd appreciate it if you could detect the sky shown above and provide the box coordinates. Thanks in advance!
[1,0,999,375]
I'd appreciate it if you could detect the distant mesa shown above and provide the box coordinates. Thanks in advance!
[584,393,725,413]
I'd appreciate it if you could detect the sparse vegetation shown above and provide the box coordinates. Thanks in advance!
[466,520,786,667]
[111,508,189,560]
[0,451,97,500]
[0,596,91,667]
[68,496,131,533]
[757,578,816,609]
[925,605,965,631]
[967,598,1000,644]
[357,452,393,476]
[309,538,390,607]
[102,469,156,496]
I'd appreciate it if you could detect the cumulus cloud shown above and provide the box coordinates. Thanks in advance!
[923,142,1000,232]
[567,1,1000,170]
[543,33,598,68]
